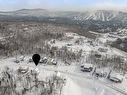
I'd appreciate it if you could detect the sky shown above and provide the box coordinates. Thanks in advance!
[0,0,127,11]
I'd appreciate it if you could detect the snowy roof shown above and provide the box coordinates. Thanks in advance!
[81,64,93,68]
[95,69,106,73]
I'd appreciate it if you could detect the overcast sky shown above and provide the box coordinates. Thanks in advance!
[0,0,127,11]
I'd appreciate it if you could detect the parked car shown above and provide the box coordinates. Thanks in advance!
[17,66,29,74]
[66,43,72,46]
[51,59,57,65]
[108,73,123,83]
[29,58,33,62]
[14,59,20,63]
[46,58,56,65]
[95,69,107,78]
[94,54,101,58]
[98,48,108,52]
[39,57,48,64]
[81,64,93,72]
[19,56,25,61]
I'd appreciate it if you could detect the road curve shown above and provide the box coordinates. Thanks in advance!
[41,67,127,95]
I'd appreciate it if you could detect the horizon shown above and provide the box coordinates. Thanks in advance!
[0,0,127,12]
[0,8,127,13]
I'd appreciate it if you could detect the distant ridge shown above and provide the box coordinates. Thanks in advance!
[0,9,127,22]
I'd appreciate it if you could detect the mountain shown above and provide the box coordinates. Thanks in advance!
[0,9,127,22]
[57,10,127,22]
[72,10,119,21]
[0,9,127,33]
[0,9,50,17]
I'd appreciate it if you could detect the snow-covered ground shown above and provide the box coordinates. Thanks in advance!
[48,32,127,59]
[0,56,127,95]
[98,28,127,44]
[63,74,123,95]
[0,32,127,95]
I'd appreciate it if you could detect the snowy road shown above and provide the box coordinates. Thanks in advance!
[40,67,126,95]
[0,57,127,95]
[63,74,123,95]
